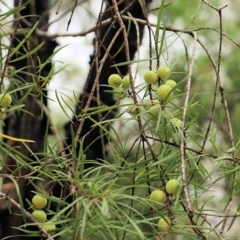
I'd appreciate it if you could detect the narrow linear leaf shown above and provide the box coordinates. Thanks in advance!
[10,42,45,62]
[10,21,39,57]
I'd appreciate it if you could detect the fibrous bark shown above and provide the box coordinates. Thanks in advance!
[0,1,56,239]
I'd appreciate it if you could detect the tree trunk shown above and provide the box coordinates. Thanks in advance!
[64,0,152,168]
[0,1,56,239]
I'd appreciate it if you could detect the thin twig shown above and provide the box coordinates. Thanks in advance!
[0,192,54,240]
[180,31,197,211]
[201,0,219,11]
[0,0,22,90]
[33,16,240,49]
[74,28,122,144]
[202,216,224,240]
[215,5,234,236]
[66,0,78,31]
[127,11,140,80]
[55,0,62,14]
[111,0,157,165]
[179,32,204,239]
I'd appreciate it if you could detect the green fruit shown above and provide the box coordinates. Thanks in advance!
[165,80,177,88]
[143,99,159,109]
[148,105,161,118]
[170,118,182,128]
[42,222,56,236]
[157,66,171,80]
[0,108,6,120]
[127,104,135,113]
[0,93,12,107]
[32,210,47,223]
[158,217,170,232]
[149,189,166,205]
[166,179,180,195]
[113,87,127,99]
[144,70,158,84]
[108,74,122,87]
[32,195,47,210]
[122,76,131,89]
[157,84,173,101]
[127,104,144,115]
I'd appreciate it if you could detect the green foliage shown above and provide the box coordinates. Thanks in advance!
[1,0,240,240]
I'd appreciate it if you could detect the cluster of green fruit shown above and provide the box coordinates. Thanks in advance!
[108,67,182,127]
[144,66,176,101]
[149,179,180,232]
[0,93,12,120]
[108,74,131,100]
[107,66,176,101]
[31,194,56,236]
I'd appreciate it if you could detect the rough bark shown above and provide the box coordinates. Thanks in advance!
[0,0,56,239]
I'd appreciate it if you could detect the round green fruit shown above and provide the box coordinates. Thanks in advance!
[158,217,171,232]
[149,189,166,205]
[165,80,177,88]
[144,70,158,84]
[32,210,47,223]
[143,99,159,109]
[127,104,144,115]
[127,104,135,113]
[157,66,171,80]
[166,179,180,195]
[0,93,12,108]
[148,105,161,118]
[108,74,122,87]
[0,108,6,120]
[42,222,56,236]
[122,76,131,89]
[157,84,173,101]
[113,87,127,99]
[170,118,182,128]
[32,194,47,210]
